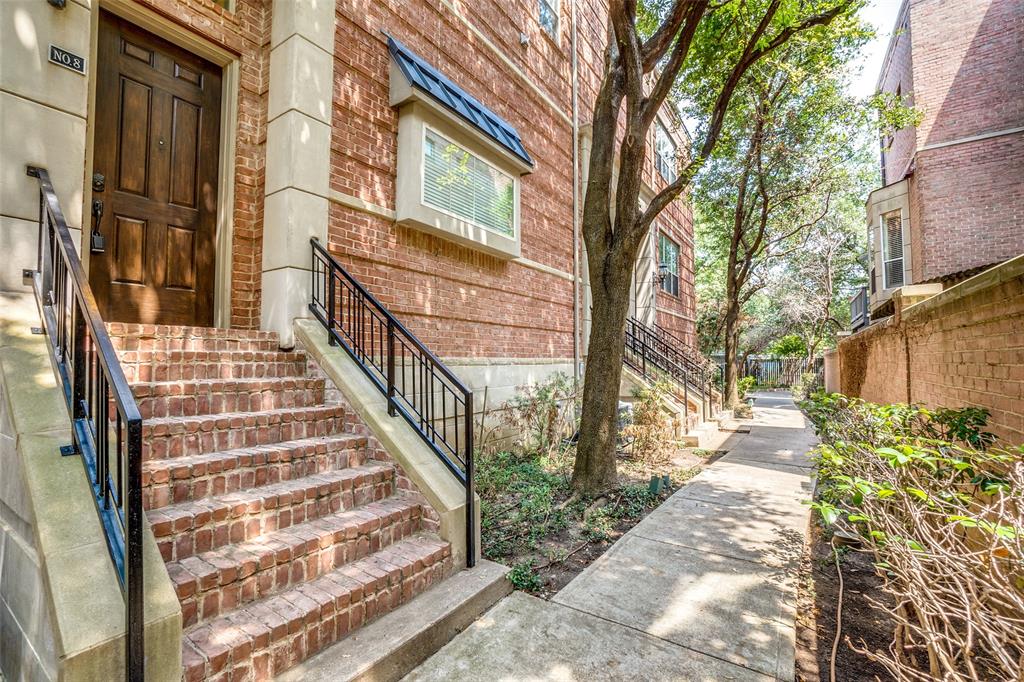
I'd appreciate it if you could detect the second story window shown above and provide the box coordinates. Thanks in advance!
[539,0,559,39]
[881,210,905,289]
[658,232,680,297]
[655,121,677,183]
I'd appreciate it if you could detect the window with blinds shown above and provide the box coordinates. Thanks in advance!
[882,210,904,288]
[658,232,680,297]
[423,128,515,238]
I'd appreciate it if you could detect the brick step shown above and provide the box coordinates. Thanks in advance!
[148,464,394,562]
[141,405,348,461]
[168,497,424,628]
[133,377,327,419]
[107,322,281,352]
[143,435,369,511]
[118,349,309,383]
[181,535,452,681]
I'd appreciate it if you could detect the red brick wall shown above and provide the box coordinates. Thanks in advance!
[134,0,271,330]
[325,0,696,359]
[879,5,915,186]
[915,133,1024,281]
[839,257,1024,444]
[908,0,1024,147]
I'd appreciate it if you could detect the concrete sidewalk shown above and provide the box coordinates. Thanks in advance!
[404,392,816,682]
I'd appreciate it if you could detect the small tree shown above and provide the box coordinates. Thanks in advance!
[572,0,864,494]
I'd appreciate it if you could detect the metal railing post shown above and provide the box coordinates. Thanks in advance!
[327,267,337,346]
[386,319,396,417]
[464,391,475,568]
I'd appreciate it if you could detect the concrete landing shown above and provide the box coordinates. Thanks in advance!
[279,560,511,682]
[405,392,815,681]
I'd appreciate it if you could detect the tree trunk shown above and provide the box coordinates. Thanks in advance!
[722,303,742,407]
[572,262,632,495]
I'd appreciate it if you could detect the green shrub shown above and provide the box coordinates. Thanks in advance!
[507,560,542,591]
[737,376,756,399]
[621,382,675,464]
[500,372,579,455]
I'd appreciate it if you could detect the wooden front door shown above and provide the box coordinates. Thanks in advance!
[90,11,221,326]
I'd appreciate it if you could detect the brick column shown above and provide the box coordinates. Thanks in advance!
[261,0,337,347]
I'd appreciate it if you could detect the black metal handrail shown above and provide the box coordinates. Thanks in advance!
[26,167,144,679]
[309,238,475,567]
[652,322,721,379]
[625,318,703,423]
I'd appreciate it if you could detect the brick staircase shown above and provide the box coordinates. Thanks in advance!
[109,323,453,681]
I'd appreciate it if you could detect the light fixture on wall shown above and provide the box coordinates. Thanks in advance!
[654,262,670,285]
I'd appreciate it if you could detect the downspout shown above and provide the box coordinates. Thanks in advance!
[571,0,582,385]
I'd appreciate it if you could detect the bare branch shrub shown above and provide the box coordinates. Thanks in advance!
[804,393,1024,681]
[621,382,676,466]
[500,372,580,456]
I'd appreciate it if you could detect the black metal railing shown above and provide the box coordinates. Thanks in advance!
[26,167,144,679]
[309,238,475,567]
[624,317,718,423]
[850,286,869,331]
[653,321,723,393]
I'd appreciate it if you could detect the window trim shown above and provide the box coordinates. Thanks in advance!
[881,209,905,289]
[420,124,518,240]
[658,231,680,298]
[538,0,560,41]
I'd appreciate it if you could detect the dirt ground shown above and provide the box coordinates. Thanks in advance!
[795,519,897,681]
[482,444,726,598]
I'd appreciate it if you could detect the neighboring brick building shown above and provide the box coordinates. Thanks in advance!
[838,0,1024,446]
[863,0,1024,319]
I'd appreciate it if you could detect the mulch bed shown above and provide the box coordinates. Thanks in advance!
[795,518,897,681]
[481,444,722,598]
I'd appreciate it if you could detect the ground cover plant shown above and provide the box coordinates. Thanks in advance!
[801,392,1023,681]
[478,374,709,595]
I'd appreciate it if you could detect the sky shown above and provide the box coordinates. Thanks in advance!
[847,0,905,99]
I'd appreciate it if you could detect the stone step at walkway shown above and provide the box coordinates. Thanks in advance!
[132,376,327,418]
[108,322,282,353]
[110,323,457,680]
[119,349,309,382]
[181,535,452,681]
[407,391,815,681]
[142,434,369,510]
[141,405,349,460]
[148,464,395,563]
[167,497,424,628]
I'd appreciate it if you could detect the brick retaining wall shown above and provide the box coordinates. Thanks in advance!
[838,255,1024,444]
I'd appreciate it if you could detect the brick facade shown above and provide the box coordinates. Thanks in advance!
[873,0,1024,287]
[324,0,696,360]
[839,256,1024,444]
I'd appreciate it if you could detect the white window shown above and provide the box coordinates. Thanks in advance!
[658,232,680,297]
[655,121,677,183]
[881,210,905,288]
[539,0,559,39]
[423,128,515,239]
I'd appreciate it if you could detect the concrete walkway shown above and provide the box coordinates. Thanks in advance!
[404,392,817,682]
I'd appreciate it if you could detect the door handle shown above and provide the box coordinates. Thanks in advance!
[90,199,106,253]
